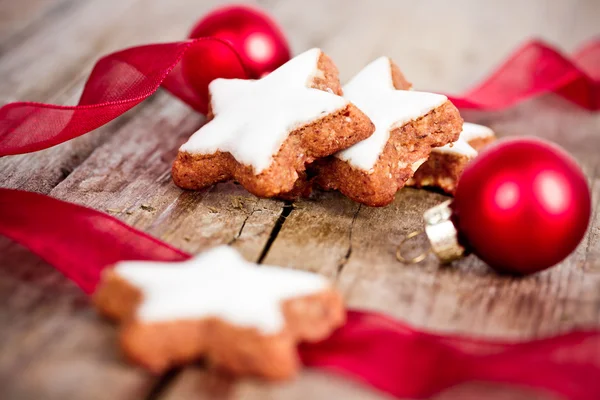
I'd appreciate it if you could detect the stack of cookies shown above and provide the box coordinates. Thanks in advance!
[172,48,495,206]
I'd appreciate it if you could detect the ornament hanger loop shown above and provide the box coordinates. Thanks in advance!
[396,230,431,264]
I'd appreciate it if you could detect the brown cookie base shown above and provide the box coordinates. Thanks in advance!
[316,101,462,206]
[94,270,346,379]
[407,151,471,195]
[172,103,373,197]
[468,136,495,152]
[408,135,495,195]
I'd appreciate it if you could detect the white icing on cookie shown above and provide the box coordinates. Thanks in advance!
[335,57,447,172]
[460,122,494,142]
[433,139,478,157]
[433,122,494,157]
[179,48,348,174]
[113,246,329,333]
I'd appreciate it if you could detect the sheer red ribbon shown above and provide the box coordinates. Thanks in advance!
[1,188,599,399]
[0,38,598,157]
[448,39,600,110]
[0,38,248,156]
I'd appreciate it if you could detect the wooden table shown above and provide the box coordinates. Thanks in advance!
[1,1,599,399]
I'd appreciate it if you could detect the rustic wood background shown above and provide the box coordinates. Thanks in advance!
[1,0,599,399]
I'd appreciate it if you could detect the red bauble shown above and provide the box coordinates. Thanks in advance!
[180,39,248,113]
[188,5,291,79]
[452,138,591,274]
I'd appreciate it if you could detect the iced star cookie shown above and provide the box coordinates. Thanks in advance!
[172,48,374,198]
[315,57,463,206]
[93,246,345,379]
[407,122,496,194]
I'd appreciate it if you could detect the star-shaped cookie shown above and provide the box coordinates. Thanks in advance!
[408,122,496,194]
[316,56,463,206]
[172,48,374,198]
[94,246,345,379]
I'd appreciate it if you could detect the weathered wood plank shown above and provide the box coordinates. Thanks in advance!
[161,367,396,400]
[1,0,600,399]
[0,1,280,398]
[0,0,248,103]
[162,0,600,399]
[262,98,600,339]
[47,93,282,254]
[262,193,360,279]
[309,0,600,92]
[0,0,140,103]
[234,99,600,398]
[0,92,283,399]
[0,0,74,50]
[160,371,559,400]
[336,169,600,338]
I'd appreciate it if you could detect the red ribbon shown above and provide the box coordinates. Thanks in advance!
[302,312,600,399]
[1,188,599,399]
[448,39,600,110]
[0,38,247,156]
[0,38,598,157]
[0,189,188,293]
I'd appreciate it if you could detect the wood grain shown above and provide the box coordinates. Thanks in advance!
[0,91,283,399]
[1,0,599,399]
[0,0,75,53]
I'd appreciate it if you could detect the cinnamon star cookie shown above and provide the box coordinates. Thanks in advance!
[408,122,496,194]
[94,246,345,379]
[316,56,463,206]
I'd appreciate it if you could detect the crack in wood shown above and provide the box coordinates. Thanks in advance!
[228,199,260,246]
[257,201,294,264]
[144,367,181,400]
[337,205,361,277]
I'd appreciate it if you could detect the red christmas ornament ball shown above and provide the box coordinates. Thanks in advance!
[188,5,291,79]
[452,137,591,274]
[181,39,248,113]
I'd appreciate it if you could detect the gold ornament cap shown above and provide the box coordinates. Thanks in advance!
[397,200,466,264]
[423,200,465,264]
